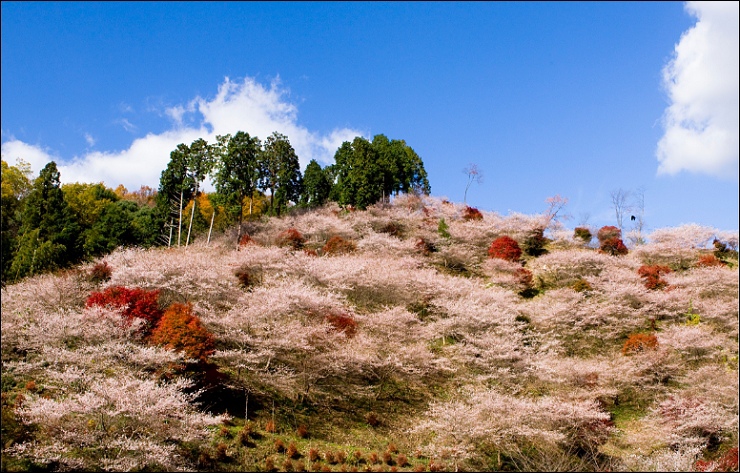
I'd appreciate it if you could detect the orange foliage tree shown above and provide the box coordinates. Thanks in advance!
[149,303,215,362]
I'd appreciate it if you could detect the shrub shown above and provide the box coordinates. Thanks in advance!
[89,261,112,283]
[296,424,308,438]
[277,228,305,249]
[574,227,592,243]
[239,233,256,247]
[415,237,437,256]
[86,286,163,332]
[283,459,295,472]
[265,419,276,433]
[274,438,286,453]
[365,412,380,427]
[462,206,483,221]
[600,237,628,256]
[437,218,450,239]
[322,235,356,255]
[514,268,533,290]
[335,450,347,464]
[215,442,228,461]
[308,448,320,463]
[597,226,621,244]
[324,450,336,464]
[622,333,659,355]
[488,236,522,262]
[234,265,263,289]
[696,254,725,267]
[369,452,379,465]
[396,454,409,468]
[695,447,738,472]
[637,264,672,290]
[570,278,593,293]
[522,227,548,257]
[325,312,357,338]
[148,303,215,362]
[383,451,394,465]
[265,457,276,472]
[287,442,299,459]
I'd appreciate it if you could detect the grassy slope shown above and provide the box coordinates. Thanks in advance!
[1,195,738,472]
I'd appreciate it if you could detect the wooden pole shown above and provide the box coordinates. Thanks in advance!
[207,209,215,245]
[177,191,183,247]
[186,195,196,247]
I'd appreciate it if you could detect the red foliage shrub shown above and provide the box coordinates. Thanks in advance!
[462,206,483,221]
[296,424,308,438]
[396,454,409,468]
[149,303,215,362]
[696,447,739,472]
[322,236,356,256]
[287,442,299,459]
[308,448,320,463]
[303,248,318,257]
[265,420,276,433]
[622,333,658,355]
[574,227,592,243]
[696,254,726,268]
[325,312,358,338]
[488,236,522,262]
[383,451,393,465]
[600,237,628,256]
[86,286,163,331]
[637,265,672,290]
[277,228,305,249]
[239,233,256,247]
[89,261,112,283]
[597,226,621,243]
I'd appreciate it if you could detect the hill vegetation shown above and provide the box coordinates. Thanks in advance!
[1,194,738,472]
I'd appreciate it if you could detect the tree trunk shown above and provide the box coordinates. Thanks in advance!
[177,190,183,246]
[207,210,215,245]
[186,195,196,247]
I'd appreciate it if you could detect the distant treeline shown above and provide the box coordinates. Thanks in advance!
[1,132,429,284]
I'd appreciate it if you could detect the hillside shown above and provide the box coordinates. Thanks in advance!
[2,195,738,472]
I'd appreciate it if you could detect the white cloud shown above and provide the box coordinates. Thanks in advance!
[1,139,58,177]
[1,76,365,190]
[656,1,739,179]
[84,133,96,147]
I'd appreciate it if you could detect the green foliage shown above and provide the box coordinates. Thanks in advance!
[9,162,80,280]
[259,132,303,216]
[437,218,450,239]
[300,159,332,208]
[522,227,548,257]
[1,159,33,284]
[331,135,430,209]
[685,300,701,326]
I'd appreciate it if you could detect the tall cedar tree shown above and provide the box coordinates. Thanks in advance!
[213,131,261,244]
[259,132,303,216]
[10,162,80,279]
[156,143,195,239]
[332,135,430,209]
[300,159,331,208]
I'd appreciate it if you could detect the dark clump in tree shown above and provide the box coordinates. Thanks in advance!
[522,227,548,257]
[574,227,592,244]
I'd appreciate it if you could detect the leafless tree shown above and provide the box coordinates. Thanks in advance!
[610,188,631,233]
[629,186,646,245]
[463,163,483,204]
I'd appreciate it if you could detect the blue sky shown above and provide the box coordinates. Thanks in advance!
[2,2,738,232]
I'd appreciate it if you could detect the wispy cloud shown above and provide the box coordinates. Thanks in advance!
[1,76,365,190]
[117,118,138,133]
[84,133,96,147]
[656,1,739,179]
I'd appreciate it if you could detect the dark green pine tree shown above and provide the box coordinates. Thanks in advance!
[9,162,80,280]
